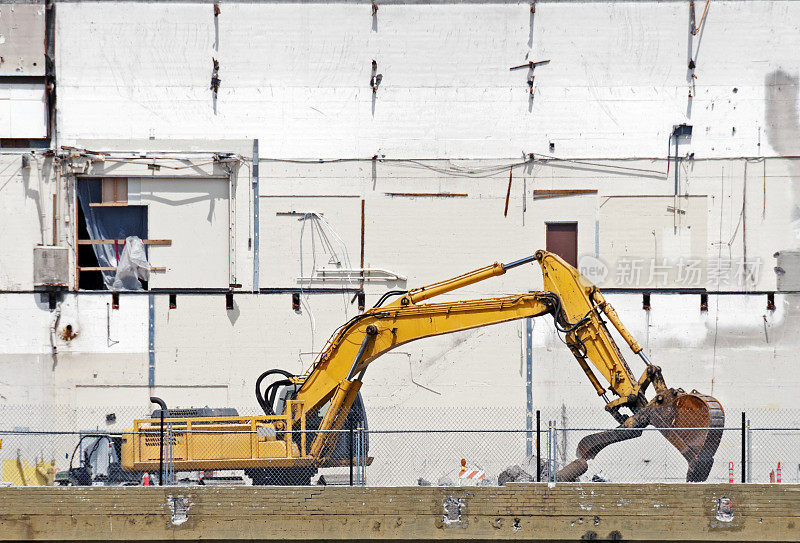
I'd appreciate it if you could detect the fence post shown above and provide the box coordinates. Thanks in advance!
[349,420,354,487]
[741,412,746,483]
[536,410,541,482]
[360,426,366,487]
[746,418,752,483]
[549,421,553,482]
[545,421,550,482]
[356,426,363,487]
[547,421,554,482]
[552,420,558,482]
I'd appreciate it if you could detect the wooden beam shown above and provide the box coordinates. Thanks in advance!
[79,266,166,272]
[384,192,468,198]
[77,239,172,246]
[88,202,147,207]
[533,189,598,200]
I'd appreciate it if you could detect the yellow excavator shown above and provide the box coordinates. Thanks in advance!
[122,251,724,484]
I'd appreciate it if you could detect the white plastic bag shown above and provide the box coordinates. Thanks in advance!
[111,236,151,291]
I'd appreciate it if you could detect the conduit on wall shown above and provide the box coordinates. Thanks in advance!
[252,139,260,291]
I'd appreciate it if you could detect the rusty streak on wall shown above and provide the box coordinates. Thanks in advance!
[0,483,797,541]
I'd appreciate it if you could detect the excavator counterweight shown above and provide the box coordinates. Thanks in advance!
[122,251,724,484]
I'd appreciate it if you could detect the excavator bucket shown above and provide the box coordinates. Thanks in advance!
[652,391,725,482]
[558,388,725,482]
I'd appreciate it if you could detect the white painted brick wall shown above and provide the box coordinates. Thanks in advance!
[55,1,800,158]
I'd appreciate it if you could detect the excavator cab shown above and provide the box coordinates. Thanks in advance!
[272,381,369,458]
[248,369,369,484]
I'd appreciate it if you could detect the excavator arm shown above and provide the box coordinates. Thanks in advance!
[282,251,723,481]
[294,252,635,415]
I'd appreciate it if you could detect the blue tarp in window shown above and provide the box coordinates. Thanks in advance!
[77,179,147,289]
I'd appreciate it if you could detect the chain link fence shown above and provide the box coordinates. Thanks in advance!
[0,405,796,487]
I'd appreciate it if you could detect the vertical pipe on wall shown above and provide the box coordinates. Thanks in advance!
[148,293,155,387]
[228,161,237,287]
[742,161,747,281]
[52,194,57,245]
[150,396,166,486]
[673,137,679,234]
[252,139,260,291]
[360,199,365,292]
[525,318,533,458]
[594,219,599,258]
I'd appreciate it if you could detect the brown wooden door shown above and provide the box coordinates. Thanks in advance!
[546,222,578,267]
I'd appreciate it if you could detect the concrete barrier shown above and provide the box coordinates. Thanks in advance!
[0,483,797,541]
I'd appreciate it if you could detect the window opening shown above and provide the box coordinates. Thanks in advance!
[76,178,148,290]
[76,203,105,290]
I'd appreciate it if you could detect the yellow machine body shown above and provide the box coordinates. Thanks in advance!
[1,458,55,486]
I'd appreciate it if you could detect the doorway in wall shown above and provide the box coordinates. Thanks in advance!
[545,222,578,267]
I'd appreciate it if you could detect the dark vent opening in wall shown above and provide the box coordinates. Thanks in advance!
[111,292,120,309]
[169,293,177,309]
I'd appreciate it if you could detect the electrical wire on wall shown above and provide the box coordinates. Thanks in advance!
[297,212,358,366]
[709,166,725,395]
[691,0,710,36]
[257,155,665,179]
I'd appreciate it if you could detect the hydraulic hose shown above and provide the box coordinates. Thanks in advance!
[255,369,294,415]
[372,290,408,308]
[265,379,295,415]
